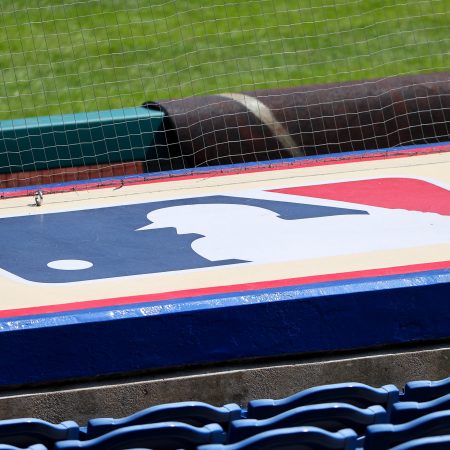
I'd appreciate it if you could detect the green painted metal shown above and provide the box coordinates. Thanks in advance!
[0,107,164,173]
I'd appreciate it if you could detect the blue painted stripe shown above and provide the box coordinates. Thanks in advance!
[1,267,449,328]
[0,268,449,386]
[2,141,449,194]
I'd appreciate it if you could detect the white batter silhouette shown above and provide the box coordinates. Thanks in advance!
[137,203,450,263]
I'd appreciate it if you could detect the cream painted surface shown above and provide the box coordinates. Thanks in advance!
[1,152,449,215]
[0,151,449,312]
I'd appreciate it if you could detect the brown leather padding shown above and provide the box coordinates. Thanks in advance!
[146,72,450,167]
[2,72,449,188]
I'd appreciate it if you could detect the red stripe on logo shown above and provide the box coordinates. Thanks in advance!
[271,178,450,216]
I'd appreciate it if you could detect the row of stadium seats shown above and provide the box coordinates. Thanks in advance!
[0,376,449,450]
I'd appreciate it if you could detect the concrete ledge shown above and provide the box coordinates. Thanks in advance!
[1,344,448,424]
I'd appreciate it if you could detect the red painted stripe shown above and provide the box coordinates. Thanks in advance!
[2,144,449,199]
[271,178,450,216]
[1,260,449,319]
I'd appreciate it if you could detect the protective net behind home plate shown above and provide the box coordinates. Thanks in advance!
[0,1,449,188]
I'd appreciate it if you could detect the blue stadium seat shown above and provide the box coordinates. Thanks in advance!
[0,445,47,450]
[1,376,449,449]
[0,419,78,448]
[54,422,224,450]
[403,377,450,402]
[388,435,450,450]
[391,393,450,423]
[247,382,399,419]
[364,410,450,450]
[228,403,386,443]
[198,427,358,450]
[86,401,242,438]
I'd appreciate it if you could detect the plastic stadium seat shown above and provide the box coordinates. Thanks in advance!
[198,426,358,450]
[364,410,450,450]
[0,419,79,448]
[54,422,224,450]
[403,377,450,402]
[0,445,47,450]
[86,401,242,438]
[388,435,450,450]
[391,393,450,424]
[1,377,449,449]
[247,383,399,419]
[228,403,386,443]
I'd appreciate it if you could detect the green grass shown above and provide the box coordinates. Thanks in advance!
[0,0,448,119]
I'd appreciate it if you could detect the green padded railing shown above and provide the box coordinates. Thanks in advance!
[0,107,164,173]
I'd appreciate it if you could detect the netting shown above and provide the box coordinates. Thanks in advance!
[0,0,449,188]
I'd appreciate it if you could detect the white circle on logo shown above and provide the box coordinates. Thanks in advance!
[47,259,93,271]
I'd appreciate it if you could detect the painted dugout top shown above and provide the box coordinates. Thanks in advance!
[0,145,449,317]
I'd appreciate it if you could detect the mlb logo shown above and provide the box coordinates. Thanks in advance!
[0,177,449,284]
